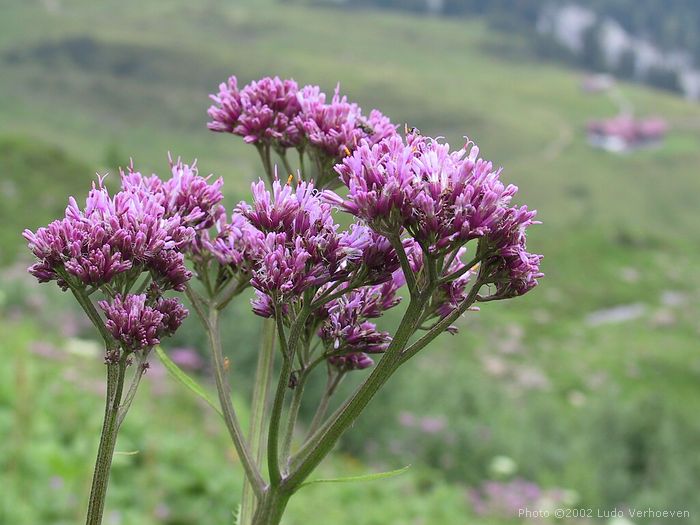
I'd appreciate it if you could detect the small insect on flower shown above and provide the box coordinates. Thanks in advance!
[404,123,420,135]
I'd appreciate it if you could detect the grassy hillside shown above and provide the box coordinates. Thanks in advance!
[1,1,699,523]
[0,137,93,264]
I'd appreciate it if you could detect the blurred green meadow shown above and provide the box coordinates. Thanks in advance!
[1,1,700,524]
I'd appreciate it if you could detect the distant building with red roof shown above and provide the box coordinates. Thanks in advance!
[586,115,668,153]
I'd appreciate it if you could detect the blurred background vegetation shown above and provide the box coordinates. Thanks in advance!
[1,1,699,524]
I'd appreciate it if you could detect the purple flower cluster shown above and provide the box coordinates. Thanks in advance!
[241,178,344,300]
[208,76,395,160]
[208,76,303,146]
[241,177,402,320]
[297,84,395,158]
[22,157,225,355]
[118,156,264,298]
[481,205,544,299]
[121,155,225,234]
[319,278,402,371]
[328,132,543,298]
[27,71,543,377]
[198,211,263,273]
[24,176,193,291]
[99,293,187,353]
[237,173,406,371]
[330,134,512,249]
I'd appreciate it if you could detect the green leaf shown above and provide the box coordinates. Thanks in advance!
[232,504,242,525]
[155,346,222,418]
[299,464,411,489]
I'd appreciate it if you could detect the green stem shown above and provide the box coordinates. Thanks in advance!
[215,277,249,310]
[66,282,113,347]
[184,284,208,324]
[400,278,484,363]
[280,372,308,474]
[305,369,343,440]
[268,308,310,487]
[390,236,418,298]
[116,352,147,427]
[286,297,426,489]
[256,143,274,182]
[240,318,277,525]
[250,487,290,525]
[267,351,291,487]
[205,305,266,497]
[85,359,127,525]
[438,255,480,285]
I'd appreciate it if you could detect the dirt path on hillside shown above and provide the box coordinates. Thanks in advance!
[542,115,574,161]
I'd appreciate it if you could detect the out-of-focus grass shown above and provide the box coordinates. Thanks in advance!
[0,137,91,264]
[0,316,486,524]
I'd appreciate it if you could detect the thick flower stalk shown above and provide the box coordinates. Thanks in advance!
[204,75,542,525]
[24,162,198,525]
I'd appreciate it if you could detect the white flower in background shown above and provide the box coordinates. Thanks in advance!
[489,455,517,478]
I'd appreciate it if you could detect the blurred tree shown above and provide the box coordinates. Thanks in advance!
[616,48,637,80]
[581,22,606,72]
[646,66,682,93]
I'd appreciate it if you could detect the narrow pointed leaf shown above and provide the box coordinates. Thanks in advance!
[299,464,411,489]
[155,346,222,418]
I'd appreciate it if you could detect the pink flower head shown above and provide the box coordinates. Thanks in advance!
[481,206,543,299]
[24,176,193,291]
[207,76,242,133]
[249,232,331,302]
[317,280,403,371]
[296,84,364,157]
[242,177,388,314]
[241,177,335,236]
[296,84,396,159]
[154,296,189,336]
[251,290,277,318]
[121,156,224,232]
[330,133,519,254]
[148,250,191,292]
[345,226,401,285]
[208,76,303,147]
[198,211,263,272]
[365,109,397,145]
[98,293,187,353]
